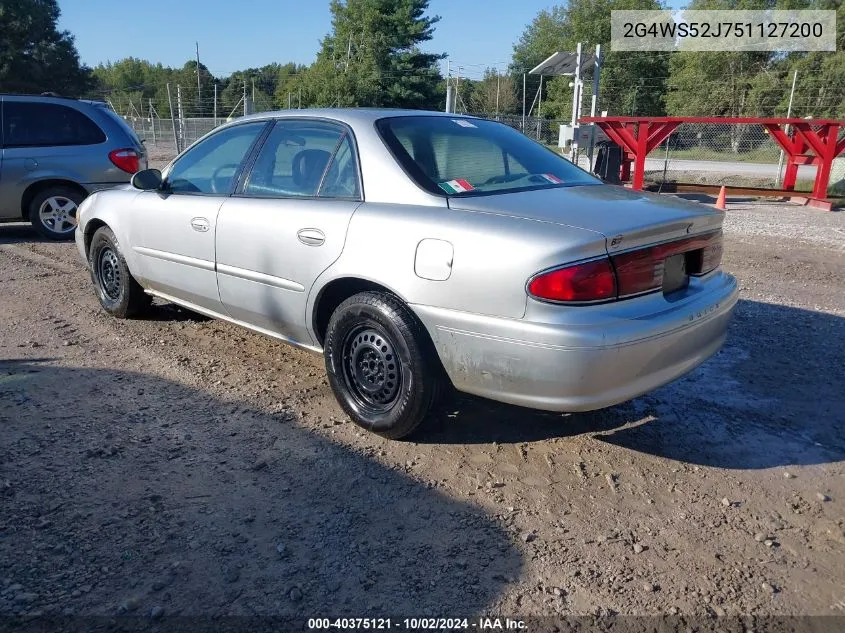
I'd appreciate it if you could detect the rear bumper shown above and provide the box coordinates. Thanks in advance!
[412,271,739,412]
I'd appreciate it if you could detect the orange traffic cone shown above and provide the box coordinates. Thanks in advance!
[715,186,727,210]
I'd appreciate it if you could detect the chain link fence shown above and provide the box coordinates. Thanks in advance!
[123,86,843,194]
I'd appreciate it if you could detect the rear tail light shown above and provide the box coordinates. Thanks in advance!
[108,148,140,174]
[527,258,617,303]
[528,230,723,304]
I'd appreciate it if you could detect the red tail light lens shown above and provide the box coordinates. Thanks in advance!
[612,248,663,297]
[528,258,617,303]
[108,148,140,174]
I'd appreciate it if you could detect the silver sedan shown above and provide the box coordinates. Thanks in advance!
[75,109,738,439]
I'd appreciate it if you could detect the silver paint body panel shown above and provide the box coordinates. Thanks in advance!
[76,108,737,413]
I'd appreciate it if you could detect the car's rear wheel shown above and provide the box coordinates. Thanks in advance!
[88,226,151,318]
[28,186,84,240]
[324,291,442,439]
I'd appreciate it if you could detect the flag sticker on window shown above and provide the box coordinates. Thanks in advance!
[540,173,563,184]
[452,119,477,128]
[439,179,474,194]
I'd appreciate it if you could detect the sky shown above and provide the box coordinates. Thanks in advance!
[58,0,685,80]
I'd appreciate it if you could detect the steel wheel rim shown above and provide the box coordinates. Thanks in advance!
[97,248,122,302]
[341,326,402,412]
[38,196,78,234]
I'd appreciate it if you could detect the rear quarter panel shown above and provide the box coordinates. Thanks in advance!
[308,202,609,324]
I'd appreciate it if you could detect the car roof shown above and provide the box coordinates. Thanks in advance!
[1,93,108,107]
[234,108,478,127]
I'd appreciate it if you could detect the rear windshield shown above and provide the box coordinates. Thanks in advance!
[97,106,144,147]
[376,116,600,196]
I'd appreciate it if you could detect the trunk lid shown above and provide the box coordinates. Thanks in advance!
[448,184,723,252]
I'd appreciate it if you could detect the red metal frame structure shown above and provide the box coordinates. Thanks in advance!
[580,116,845,204]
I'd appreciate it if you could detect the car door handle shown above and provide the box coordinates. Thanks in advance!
[190,217,210,233]
[297,228,325,246]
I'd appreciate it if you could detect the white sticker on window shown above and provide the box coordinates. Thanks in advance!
[452,119,477,128]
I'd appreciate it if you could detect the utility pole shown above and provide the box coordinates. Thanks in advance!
[195,41,202,116]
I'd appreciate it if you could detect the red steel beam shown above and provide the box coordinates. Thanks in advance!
[584,116,845,201]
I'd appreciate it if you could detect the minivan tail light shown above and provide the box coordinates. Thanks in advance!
[528,258,617,303]
[108,148,140,174]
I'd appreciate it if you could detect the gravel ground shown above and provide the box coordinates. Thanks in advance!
[0,195,843,624]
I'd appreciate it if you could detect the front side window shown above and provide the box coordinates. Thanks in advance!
[243,120,359,199]
[377,116,600,196]
[2,102,106,147]
[166,122,267,195]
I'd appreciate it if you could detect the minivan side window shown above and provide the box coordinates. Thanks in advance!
[2,102,107,148]
[165,122,267,195]
[243,120,360,199]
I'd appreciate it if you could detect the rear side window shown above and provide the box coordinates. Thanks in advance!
[244,120,360,199]
[2,102,106,148]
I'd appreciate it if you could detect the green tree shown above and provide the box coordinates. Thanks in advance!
[0,0,92,95]
[313,0,445,109]
[469,69,517,114]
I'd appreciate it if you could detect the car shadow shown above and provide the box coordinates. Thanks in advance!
[0,359,522,617]
[417,300,845,470]
[142,302,212,323]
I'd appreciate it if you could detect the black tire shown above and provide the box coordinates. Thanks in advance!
[28,185,85,241]
[324,291,442,440]
[88,226,151,318]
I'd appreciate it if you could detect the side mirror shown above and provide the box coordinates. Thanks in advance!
[131,168,163,191]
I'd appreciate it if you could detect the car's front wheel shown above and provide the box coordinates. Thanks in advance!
[324,291,442,439]
[88,226,151,318]
[28,185,84,240]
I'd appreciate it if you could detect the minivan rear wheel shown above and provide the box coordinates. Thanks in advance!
[28,185,85,241]
[324,291,442,440]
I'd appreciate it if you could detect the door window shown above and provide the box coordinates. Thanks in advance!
[2,102,106,147]
[166,122,267,195]
[243,120,360,199]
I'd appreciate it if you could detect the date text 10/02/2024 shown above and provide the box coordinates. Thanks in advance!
[307,618,528,630]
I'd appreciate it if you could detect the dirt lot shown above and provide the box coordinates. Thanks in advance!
[1,197,843,624]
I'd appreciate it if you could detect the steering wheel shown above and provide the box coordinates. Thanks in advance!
[210,163,240,194]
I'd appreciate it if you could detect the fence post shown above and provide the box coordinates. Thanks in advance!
[149,98,157,145]
[775,69,798,188]
[176,85,185,152]
[587,44,602,170]
[214,83,218,127]
[522,73,526,133]
[166,83,179,155]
